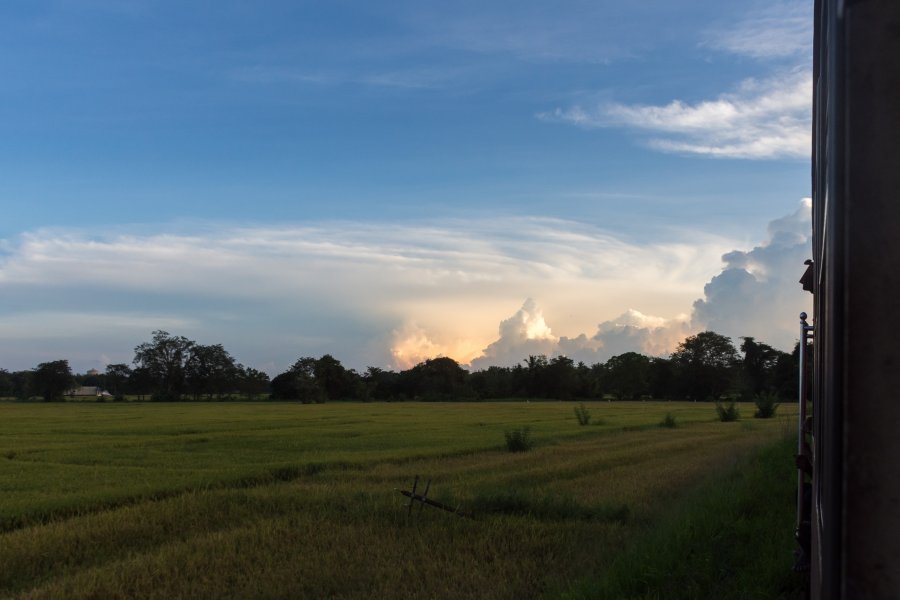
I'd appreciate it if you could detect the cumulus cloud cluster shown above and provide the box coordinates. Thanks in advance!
[468,200,812,367]
[691,198,812,348]
[470,298,560,368]
[470,302,692,369]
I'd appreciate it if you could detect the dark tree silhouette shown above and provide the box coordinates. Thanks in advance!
[33,360,74,402]
[604,352,651,400]
[670,331,738,400]
[104,363,132,400]
[133,331,197,401]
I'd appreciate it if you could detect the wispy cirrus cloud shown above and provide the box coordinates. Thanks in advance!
[702,1,812,59]
[0,218,733,372]
[228,65,458,90]
[541,68,811,159]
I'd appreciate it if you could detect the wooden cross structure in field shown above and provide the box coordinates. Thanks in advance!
[398,475,468,518]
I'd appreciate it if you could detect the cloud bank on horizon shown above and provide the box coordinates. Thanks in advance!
[0,201,810,374]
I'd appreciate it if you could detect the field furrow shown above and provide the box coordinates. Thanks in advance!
[0,402,796,599]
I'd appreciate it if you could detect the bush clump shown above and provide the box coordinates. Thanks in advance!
[753,392,780,418]
[659,413,677,428]
[715,401,740,422]
[574,403,591,426]
[504,426,534,452]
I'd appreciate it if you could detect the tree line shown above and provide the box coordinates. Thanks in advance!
[0,330,798,403]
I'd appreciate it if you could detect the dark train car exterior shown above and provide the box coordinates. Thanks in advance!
[807,0,900,597]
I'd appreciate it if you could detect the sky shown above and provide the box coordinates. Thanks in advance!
[0,0,813,375]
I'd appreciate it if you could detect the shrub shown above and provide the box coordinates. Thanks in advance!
[753,392,780,418]
[659,413,677,428]
[504,426,534,452]
[574,403,591,426]
[715,401,740,422]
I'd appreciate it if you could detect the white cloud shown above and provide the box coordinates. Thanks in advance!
[470,298,560,368]
[543,69,811,159]
[470,301,691,369]
[692,198,812,349]
[466,200,812,368]
[703,1,812,59]
[0,218,732,373]
[540,1,813,160]
[0,201,811,373]
[390,322,484,370]
[0,312,193,340]
[590,309,692,359]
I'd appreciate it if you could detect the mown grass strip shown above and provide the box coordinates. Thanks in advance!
[554,435,805,599]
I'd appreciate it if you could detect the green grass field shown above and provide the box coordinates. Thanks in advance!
[0,401,801,599]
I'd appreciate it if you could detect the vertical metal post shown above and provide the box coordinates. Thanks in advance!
[797,312,813,532]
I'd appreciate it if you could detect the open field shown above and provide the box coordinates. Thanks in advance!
[0,401,799,598]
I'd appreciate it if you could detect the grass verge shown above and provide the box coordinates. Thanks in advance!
[555,435,804,600]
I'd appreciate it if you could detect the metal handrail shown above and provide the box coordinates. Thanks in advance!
[796,312,814,536]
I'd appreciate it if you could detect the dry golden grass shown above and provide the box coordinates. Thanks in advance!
[0,401,795,599]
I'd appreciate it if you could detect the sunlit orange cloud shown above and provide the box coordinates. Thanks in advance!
[389,322,488,369]
[391,299,698,371]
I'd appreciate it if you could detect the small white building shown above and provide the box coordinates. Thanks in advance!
[66,386,112,397]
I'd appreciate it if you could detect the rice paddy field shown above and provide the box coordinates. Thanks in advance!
[0,401,802,599]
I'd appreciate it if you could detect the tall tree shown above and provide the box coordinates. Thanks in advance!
[546,355,577,399]
[401,357,470,400]
[738,337,785,399]
[604,352,651,400]
[9,371,34,400]
[128,366,153,401]
[271,357,325,403]
[237,366,270,401]
[104,363,132,400]
[670,331,738,400]
[523,355,551,397]
[185,344,239,400]
[771,342,801,401]
[133,331,197,401]
[0,369,11,398]
[362,366,399,400]
[33,360,75,402]
[313,354,358,400]
[470,366,514,399]
[648,357,675,400]
[572,361,596,399]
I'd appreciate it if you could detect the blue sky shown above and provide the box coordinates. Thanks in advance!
[0,0,813,373]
